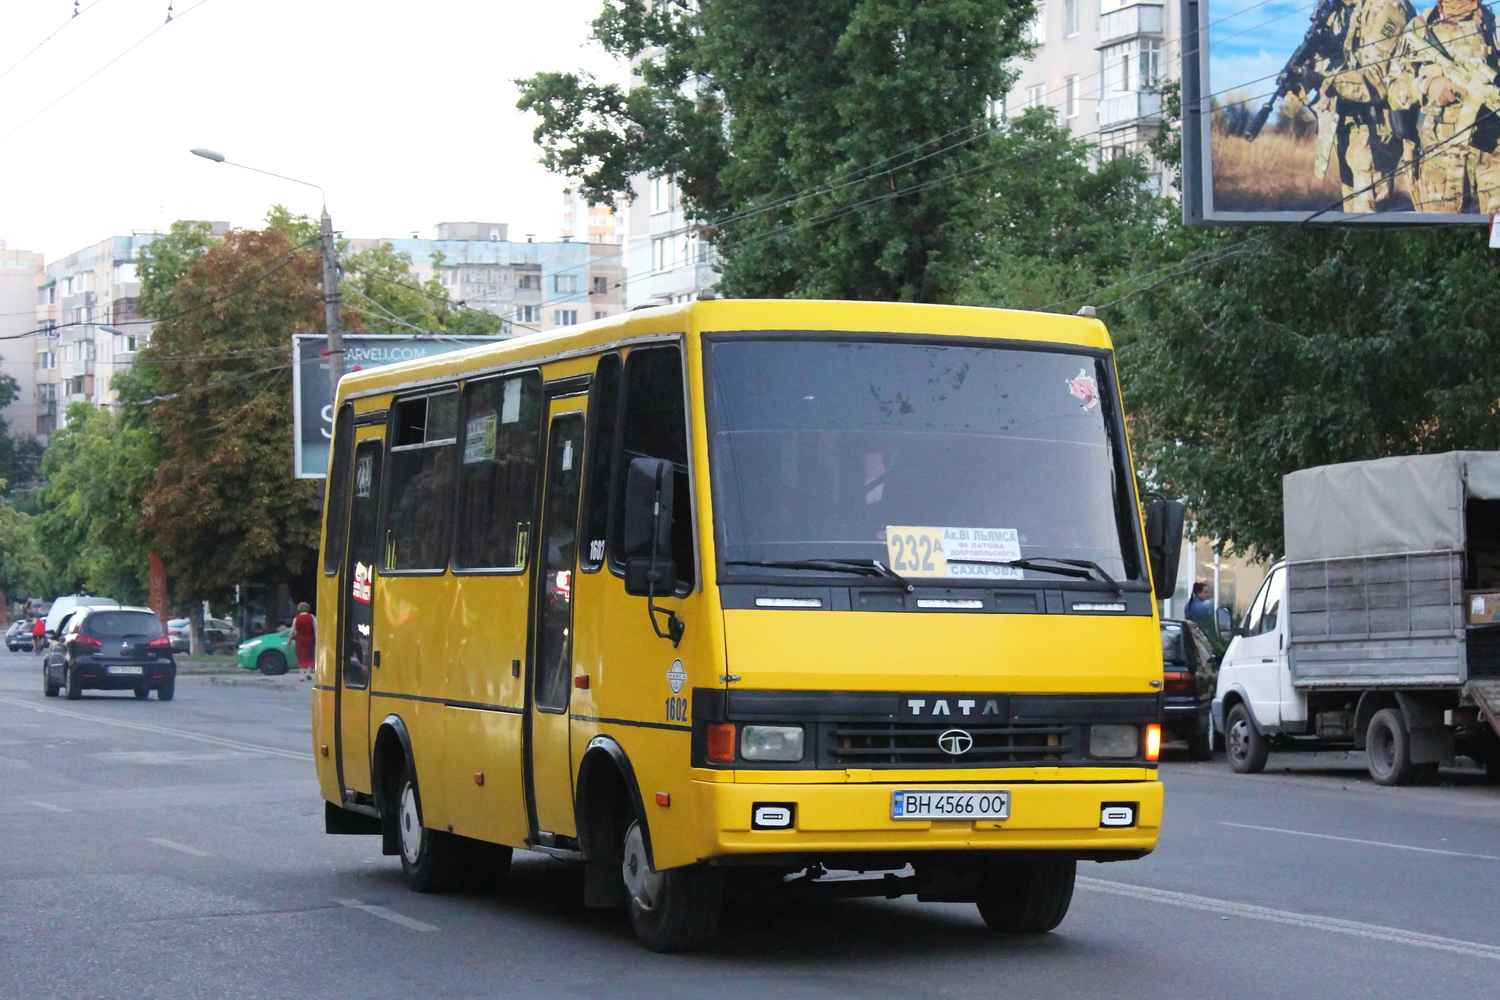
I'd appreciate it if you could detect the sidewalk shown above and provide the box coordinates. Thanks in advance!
[176,656,304,691]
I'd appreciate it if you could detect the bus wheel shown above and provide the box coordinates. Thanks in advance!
[397,763,461,893]
[621,819,722,952]
[976,857,1076,934]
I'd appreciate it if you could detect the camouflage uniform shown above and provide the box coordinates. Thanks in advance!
[1321,0,1416,211]
[1389,3,1500,212]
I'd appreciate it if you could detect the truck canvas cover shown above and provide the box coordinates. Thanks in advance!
[1285,451,1500,561]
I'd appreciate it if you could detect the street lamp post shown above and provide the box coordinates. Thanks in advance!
[189,148,344,399]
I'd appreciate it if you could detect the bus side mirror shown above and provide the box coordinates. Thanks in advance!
[621,456,685,647]
[1145,497,1185,599]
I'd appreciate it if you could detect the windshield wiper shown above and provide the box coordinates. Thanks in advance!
[725,558,915,593]
[947,556,1123,595]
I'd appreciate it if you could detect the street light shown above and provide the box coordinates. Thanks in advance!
[189,148,344,398]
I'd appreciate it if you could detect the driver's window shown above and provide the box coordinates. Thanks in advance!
[1247,567,1285,636]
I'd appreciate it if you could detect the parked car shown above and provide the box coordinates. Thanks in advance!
[167,617,240,654]
[1160,617,1220,760]
[237,628,294,675]
[43,605,176,701]
[6,618,34,652]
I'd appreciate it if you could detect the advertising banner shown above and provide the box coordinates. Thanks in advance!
[1183,0,1500,223]
[292,334,495,478]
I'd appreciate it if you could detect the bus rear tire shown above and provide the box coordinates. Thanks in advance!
[397,763,462,893]
[621,819,721,952]
[976,857,1076,933]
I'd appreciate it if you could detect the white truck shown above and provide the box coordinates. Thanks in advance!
[1212,452,1500,785]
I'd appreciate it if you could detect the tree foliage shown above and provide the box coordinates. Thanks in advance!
[34,403,153,602]
[340,244,502,337]
[1118,225,1500,559]
[132,219,325,607]
[518,0,1039,302]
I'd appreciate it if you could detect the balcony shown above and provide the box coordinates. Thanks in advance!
[1098,89,1162,126]
[1099,3,1163,44]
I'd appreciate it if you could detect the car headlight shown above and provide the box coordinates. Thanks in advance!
[740,725,805,762]
[1089,724,1139,759]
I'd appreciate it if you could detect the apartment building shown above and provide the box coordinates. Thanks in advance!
[621,173,718,310]
[352,222,625,335]
[0,245,45,442]
[33,233,166,441]
[1007,0,1175,188]
[561,187,626,245]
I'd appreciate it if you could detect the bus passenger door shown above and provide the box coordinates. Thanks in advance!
[337,437,383,798]
[527,405,585,840]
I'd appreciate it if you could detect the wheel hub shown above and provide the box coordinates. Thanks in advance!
[1227,720,1248,759]
[621,823,662,912]
[399,783,423,866]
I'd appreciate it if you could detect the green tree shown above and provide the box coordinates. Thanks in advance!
[517,0,1037,302]
[340,243,502,337]
[34,403,153,603]
[0,499,45,612]
[1118,225,1500,558]
[133,218,324,610]
[0,372,44,504]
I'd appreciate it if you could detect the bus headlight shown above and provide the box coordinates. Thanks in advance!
[741,725,805,762]
[1089,724,1139,759]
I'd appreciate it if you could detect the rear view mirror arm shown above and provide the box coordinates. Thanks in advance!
[645,463,685,648]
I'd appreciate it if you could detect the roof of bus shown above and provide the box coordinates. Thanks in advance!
[334,299,1112,402]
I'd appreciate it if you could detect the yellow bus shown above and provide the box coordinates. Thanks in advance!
[313,299,1182,952]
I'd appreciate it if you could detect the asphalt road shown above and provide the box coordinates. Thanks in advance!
[3,645,1499,999]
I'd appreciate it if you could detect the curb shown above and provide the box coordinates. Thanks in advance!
[202,674,305,691]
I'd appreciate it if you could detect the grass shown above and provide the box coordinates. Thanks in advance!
[1209,126,1417,213]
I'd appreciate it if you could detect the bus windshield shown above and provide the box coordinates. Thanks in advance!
[705,337,1144,585]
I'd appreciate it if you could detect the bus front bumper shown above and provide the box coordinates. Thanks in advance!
[686,776,1162,862]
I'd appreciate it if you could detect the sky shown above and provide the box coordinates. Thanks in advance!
[0,0,627,261]
[1206,0,1317,111]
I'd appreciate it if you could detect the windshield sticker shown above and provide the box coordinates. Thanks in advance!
[1065,369,1099,411]
[463,412,497,465]
[884,526,1023,580]
[352,562,373,603]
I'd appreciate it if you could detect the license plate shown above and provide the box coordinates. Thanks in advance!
[891,789,1010,820]
[107,666,144,675]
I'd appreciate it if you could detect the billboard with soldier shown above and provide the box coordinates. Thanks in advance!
[1181,0,1500,222]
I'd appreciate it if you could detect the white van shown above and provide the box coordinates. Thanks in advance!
[45,595,120,635]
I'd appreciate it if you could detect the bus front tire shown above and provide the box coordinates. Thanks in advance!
[976,857,1076,933]
[397,764,462,893]
[621,819,721,952]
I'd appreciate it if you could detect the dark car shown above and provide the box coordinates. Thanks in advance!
[43,606,176,701]
[6,618,34,652]
[1160,617,1219,760]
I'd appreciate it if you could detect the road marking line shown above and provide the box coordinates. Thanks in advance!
[335,898,438,932]
[1219,821,1500,861]
[1079,877,1500,960]
[0,695,310,761]
[30,801,72,813]
[147,838,212,857]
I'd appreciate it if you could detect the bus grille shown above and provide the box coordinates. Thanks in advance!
[830,721,1075,767]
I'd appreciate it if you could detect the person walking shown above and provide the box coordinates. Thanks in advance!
[31,616,44,655]
[290,602,316,682]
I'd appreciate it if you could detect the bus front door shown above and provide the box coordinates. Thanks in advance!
[337,437,383,798]
[526,405,585,840]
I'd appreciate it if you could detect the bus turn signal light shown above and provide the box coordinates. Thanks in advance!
[1145,723,1161,762]
[707,723,736,763]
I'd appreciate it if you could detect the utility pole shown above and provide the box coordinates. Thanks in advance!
[320,208,343,397]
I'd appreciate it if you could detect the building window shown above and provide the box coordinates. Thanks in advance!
[592,276,608,295]
[1025,84,1045,110]
[517,273,540,291]
[1064,0,1079,36]
[516,305,540,324]
[594,311,608,321]
[553,274,578,294]
[554,310,578,326]
[1064,75,1080,118]
[1023,2,1047,44]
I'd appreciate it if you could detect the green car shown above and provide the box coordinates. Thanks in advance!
[237,630,295,675]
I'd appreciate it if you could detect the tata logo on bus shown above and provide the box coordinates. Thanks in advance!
[901,694,1006,721]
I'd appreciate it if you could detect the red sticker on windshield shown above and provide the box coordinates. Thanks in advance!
[1066,369,1098,411]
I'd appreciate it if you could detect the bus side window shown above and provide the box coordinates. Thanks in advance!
[453,372,542,570]
[323,403,354,576]
[383,390,459,571]
[608,346,694,589]
[579,353,622,572]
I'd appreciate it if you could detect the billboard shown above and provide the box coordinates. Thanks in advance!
[292,334,496,478]
[1182,0,1500,224]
